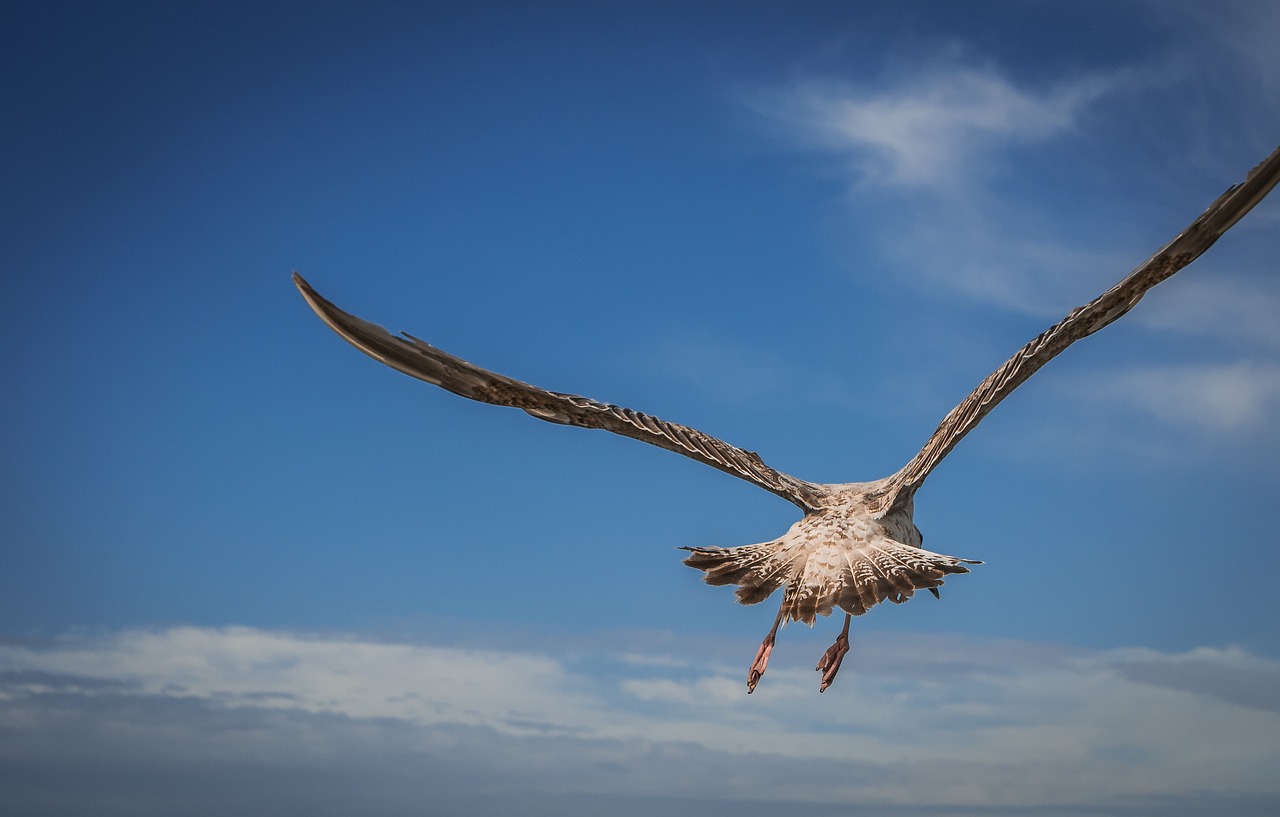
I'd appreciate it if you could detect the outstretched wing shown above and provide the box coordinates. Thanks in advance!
[882,143,1280,511]
[294,273,826,511]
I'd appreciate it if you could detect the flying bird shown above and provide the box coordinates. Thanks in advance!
[295,144,1280,693]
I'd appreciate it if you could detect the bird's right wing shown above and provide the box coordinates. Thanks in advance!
[294,273,827,511]
[880,143,1280,512]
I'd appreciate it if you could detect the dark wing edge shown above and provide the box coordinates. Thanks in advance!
[881,142,1280,511]
[292,273,825,511]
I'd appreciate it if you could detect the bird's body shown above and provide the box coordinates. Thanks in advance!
[684,479,971,623]
[295,143,1280,693]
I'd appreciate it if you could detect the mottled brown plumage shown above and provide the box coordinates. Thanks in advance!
[295,143,1280,693]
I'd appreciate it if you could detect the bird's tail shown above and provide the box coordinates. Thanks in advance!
[682,538,979,625]
[681,541,789,606]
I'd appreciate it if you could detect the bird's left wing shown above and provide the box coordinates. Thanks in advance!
[880,142,1280,512]
[294,273,826,511]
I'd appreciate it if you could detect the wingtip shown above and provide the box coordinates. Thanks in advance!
[291,272,333,321]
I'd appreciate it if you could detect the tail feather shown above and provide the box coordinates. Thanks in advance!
[683,537,979,625]
[681,542,790,605]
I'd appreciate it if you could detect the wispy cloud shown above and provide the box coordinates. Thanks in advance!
[1064,361,1280,432]
[748,65,1116,189]
[742,51,1278,445]
[3,626,1279,815]
[1153,0,1280,102]
[1137,276,1280,349]
[742,57,1139,320]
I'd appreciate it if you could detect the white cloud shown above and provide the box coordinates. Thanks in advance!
[742,58,1146,323]
[879,198,1134,316]
[741,53,1279,454]
[3,626,1279,815]
[749,65,1115,188]
[1067,361,1280,432]
[1137,276,1280,349]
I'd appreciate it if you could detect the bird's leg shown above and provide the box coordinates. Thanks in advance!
[747,603,787,694]
[815,613,852,693]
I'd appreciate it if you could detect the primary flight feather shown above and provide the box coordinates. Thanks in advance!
[295,143,1280,693]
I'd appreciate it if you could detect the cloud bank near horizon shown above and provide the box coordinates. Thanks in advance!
[2,625,1278,816]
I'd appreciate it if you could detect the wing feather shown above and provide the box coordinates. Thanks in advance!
[294,273,825,510]
[882,143,1280,510]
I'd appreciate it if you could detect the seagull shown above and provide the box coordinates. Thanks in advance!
[295,144,1280,694]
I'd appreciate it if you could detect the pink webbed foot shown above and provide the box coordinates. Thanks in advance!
[748,605,787,694]
[747,633,775,694]
[815,614,852,693]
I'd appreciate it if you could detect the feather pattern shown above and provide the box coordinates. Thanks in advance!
[682,491,978,624]
[296,143,1280,689]
[294,275,827,511]
[879,144,1280,513]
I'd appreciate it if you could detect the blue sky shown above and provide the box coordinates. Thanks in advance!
[3,1,1279,814]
